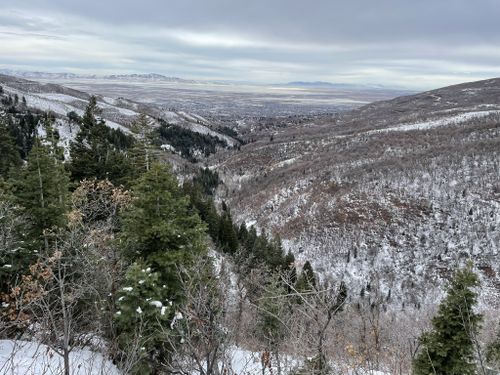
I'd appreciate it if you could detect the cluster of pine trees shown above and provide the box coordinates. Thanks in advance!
[153,119,227,162]
[182,167,318,293]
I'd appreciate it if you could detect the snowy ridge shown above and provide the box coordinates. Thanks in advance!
[184,121,237,147]
[3,86,85,118]
[1,85,132,134]
[0,74,240,152]
[368,110,500,135]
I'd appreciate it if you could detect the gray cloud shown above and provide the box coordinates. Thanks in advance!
[0,0,499,89]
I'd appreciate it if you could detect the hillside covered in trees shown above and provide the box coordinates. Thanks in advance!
[1,77,500,375]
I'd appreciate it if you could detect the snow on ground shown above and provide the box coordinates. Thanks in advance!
[3,86,85,118]
[160,144,175,152]
[101,96,118,106]
[206,346,301,375]
[0,337,390,375]
[101,119,132,133]
[273,157,299,170]
[55,119,79,159]
[0,340,119,375]
[184,122,237,147]
[369,110,500,135]
[3,85,132,134]
[189,113,210,124]
[217,347,390,375]
[178,111,200,123]
[35,93,86,104]
[95,100,139,116]
[160,110,181,124]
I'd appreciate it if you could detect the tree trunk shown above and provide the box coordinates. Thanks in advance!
[63,348,70,375]
[36,154,48,252]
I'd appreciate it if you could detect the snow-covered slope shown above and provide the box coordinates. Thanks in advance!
[0,75,134,133]
[214,77,500,308]
[0,73,240,159]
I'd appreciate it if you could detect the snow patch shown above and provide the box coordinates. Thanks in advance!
[0,340,119,375]
[370,110,500,135]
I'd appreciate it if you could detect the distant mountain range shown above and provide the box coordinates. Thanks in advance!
[0,69,407,90]
[0,69,195,83]
[283,81,395,90]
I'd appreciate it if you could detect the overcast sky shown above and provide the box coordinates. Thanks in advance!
[1,0,499,89]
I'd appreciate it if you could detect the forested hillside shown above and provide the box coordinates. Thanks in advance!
[1,77,500,375]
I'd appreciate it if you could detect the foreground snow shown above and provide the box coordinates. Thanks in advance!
[193,346,390,375]
[0,339,393,375]
[0,340,119,375]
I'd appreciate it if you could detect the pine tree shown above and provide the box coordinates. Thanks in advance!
[413,264,482,375]
[69,97,134,186]
[182,181,219,240]
[218,211,239,254]
[127,113,156,179]
[81,95,99,131]
[238,222,249,242]
[267,235,285,270]
[115,260,172,374]
[255,276,289,362]
[130,112,152,136]
[296,261,317,292]
[128,142,153,177]
[10,111,38,158]
[120,163,207,300]
[0,192,31,293]
[0,117,21,178]
[12,140,69,251]
[41,112,63,160]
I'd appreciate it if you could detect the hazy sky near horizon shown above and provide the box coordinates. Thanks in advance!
[1,0,500,89]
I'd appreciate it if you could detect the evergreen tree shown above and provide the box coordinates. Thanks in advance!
[12,140,69,251]
[200,199,220,241]
[41,112,64,160]
[255,276,289,358]
[67,111,82,125]
[127,113,157,179]
[238,222,249,242]
[218,211,239,254]
[130,112,152,136]
[0,192,31,293]
[413,264,482,375]
[120,163,207,300]
[115,260,172,374]
[0,117,21,178]
[267,235,285,270]
[81,95,99,131]
[69,97,134,186]
[245,226,258,251]
[296,261,317,292]
[128,142,152,177]
[192,167,220,196]
[6,111,38,159]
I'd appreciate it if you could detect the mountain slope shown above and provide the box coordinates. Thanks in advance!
[0,74,239,160]
[214,77,500,308]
